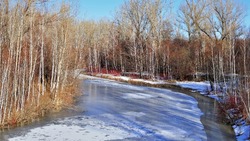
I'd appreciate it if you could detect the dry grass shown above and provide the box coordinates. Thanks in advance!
[0,80,80,129]
[54,83,79,110]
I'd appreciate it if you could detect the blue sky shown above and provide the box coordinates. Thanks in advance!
[77,0,124,20]
[77,0,250,27]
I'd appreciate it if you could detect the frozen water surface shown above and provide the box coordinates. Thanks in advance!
[6,78,206,141]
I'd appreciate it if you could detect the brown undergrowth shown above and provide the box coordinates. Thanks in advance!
[218,91,250,125]
[0,80,80,129]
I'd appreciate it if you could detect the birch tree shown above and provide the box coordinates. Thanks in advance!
[118,0,150,76]
[0,0,82,126]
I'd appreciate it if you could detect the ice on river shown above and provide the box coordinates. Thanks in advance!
[9,116,137,141]
[8,79,207,141]
[122,93,155,99]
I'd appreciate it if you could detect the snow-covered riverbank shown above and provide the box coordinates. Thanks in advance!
[176,81,250,141]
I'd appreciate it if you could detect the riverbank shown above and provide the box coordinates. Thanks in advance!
[176,81,250,141]
[0,81,80,130]
[80,74,246,141]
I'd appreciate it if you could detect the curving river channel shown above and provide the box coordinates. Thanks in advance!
[0,77,235,141]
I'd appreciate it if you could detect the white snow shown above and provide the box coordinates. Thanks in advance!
[122,93,155,99]
[176,81,211,94]
[119,76,130,81]
[131,78,166,85]
[89,79,146,91]
[82,73,167,85]
[176,81,222,101]
[78,74,97,80]
[9,116,138,141]
[122,111,146,117]
[233,119,250,141]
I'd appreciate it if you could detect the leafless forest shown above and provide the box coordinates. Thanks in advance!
[0,0,84,127]
[0,0,249,127]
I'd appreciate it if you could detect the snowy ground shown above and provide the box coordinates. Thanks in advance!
[176,81,223,100]
[8,116,139,141]
[6,78,207,141]
[176,81,211,95]
[86,73,167,85]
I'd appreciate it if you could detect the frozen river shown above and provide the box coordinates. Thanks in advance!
[0,78,235,141]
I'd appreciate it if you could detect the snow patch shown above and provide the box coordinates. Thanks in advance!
[9,116,138,141]
[119,76,130,81]
[123,111,146,117]
[132,78,167,85]
[88,79,148,92]
[233,119,250,141]
[122,93,155,99]
[176,81,211,94]
[78,74,98,79]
